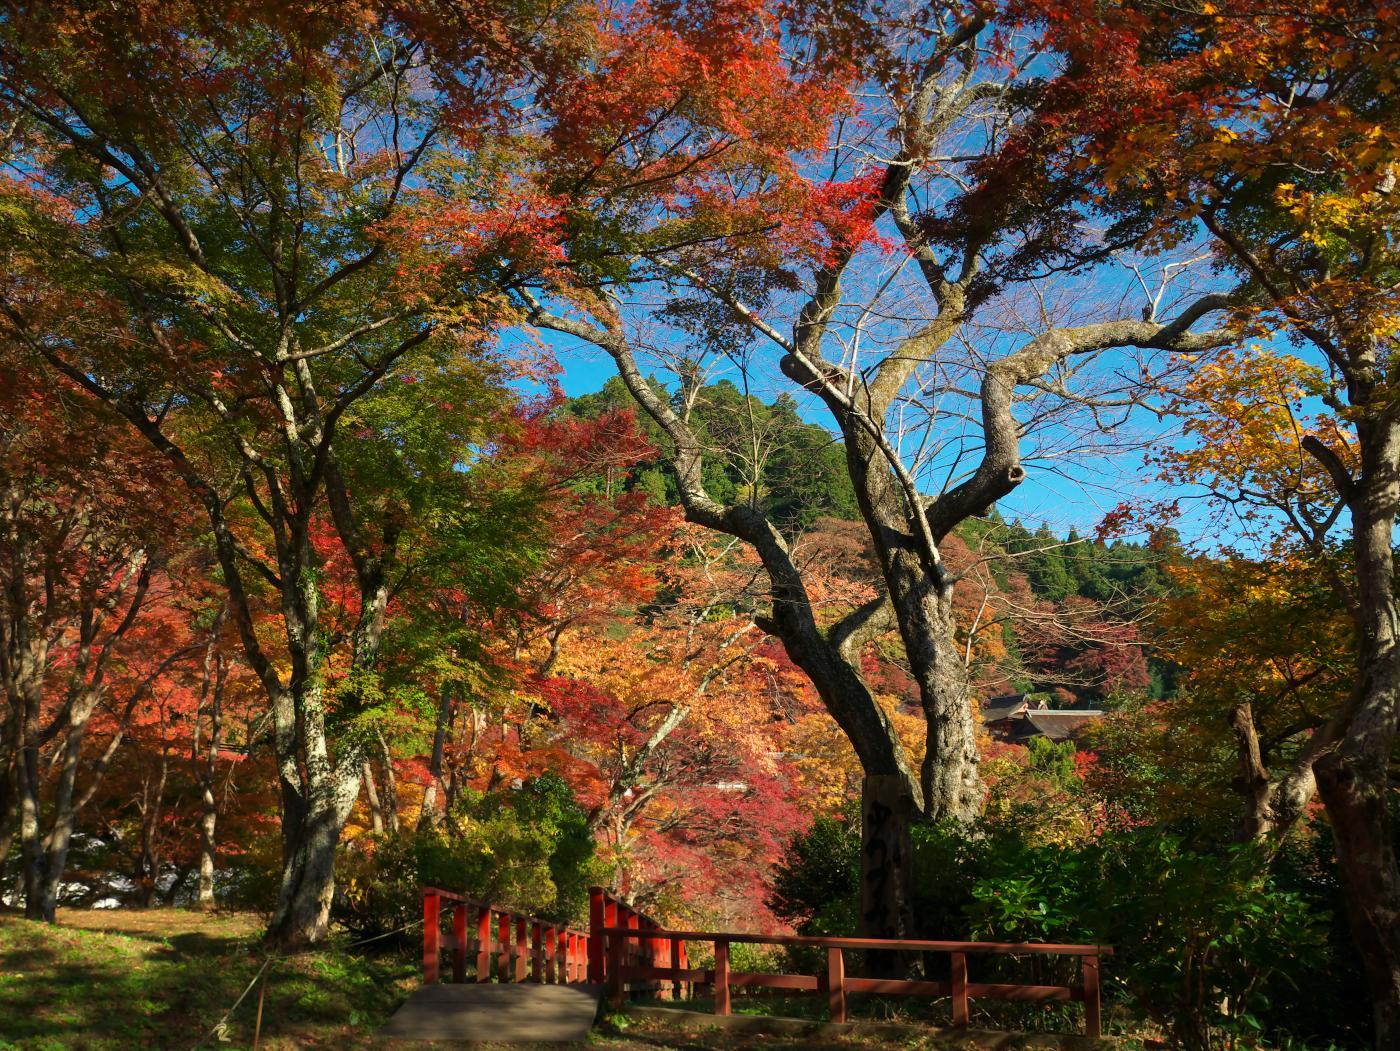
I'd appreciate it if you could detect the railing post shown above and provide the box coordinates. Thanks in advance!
[515,918,528,982]
[452,903,466,983]
[604,899,618,986]
[609,928,624,1008]
[497,913,512,981]
[1083,954,1102,1038]
[545,926,557,983]
[475,906,491,982]
[827,947,846,1023]
[951,951,968,1028]
[678,940,689,999]
[626,910,640,991]
[588,888,605,982]
[531,921,543,982]
[657,932,671,1000]
[714,939,730,1016]
[423,890,440,984]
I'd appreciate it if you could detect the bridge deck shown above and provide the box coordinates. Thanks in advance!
[380,983,602,1043]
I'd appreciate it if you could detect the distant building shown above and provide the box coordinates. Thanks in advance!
[977,694,1103,745]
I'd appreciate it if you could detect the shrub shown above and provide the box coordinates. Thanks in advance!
[335,772,603,938]
[769,816,1364,1048]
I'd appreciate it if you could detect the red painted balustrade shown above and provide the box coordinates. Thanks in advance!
[420,887,591,986]
[598,924,1112,1038]
[422,885,1111,1038]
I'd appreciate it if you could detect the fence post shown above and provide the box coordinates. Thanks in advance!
[588,888,606,982]
[678,940,689,999]
[475,906,491,982]
[827,947,846,1023]
[452,903,466,983]
[531,922,543,982]
[951,951,968,1028]
[626,910,640,986]
[1083,954,1102,1038]
[604,899,618,987]
[422,890,440,984]
[515,918,528,982]
[497,913,512,982]
[609,929,624,1009]
[714,939,730,1016]
[545,926,557,983]
[657,932,671,1001]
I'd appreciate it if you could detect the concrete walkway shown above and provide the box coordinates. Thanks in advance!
[379,983,602,1043]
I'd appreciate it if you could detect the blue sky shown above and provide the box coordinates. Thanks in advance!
[524,324,1197,542]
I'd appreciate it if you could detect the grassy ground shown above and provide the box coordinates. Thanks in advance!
[0,910,1117,1050]
[0,908,427,1050]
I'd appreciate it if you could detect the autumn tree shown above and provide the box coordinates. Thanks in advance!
[0,353,192,920]
[0,0,608,944]
[1013,0,1400,1034]
[515,1,1232,939]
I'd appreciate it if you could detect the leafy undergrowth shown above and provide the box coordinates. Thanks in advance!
[603,1007,1119,1050]
[634,992,1091,1035]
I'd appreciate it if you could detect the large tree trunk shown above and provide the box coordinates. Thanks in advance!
[762,582,921,941]
[20,712,88,921]
[860,774,915,973]
[265,762,361,948]
[1316,420,1400,1048]
[1317,748,1400,1048]
[833,406,984,824]
[903,582,981,822]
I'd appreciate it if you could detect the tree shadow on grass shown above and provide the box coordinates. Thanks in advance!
[0,917,399,1049]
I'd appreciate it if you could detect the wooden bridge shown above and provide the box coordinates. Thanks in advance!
[381,885,1113,1043]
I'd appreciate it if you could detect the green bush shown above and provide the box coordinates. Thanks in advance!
[336,772,602,938]
[769,816,1366,1048]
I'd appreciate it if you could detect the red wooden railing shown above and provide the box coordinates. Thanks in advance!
[598,926,1112,1038]
[586,886,681,998]
[422,885,1111,1038]
[421,887,591,985]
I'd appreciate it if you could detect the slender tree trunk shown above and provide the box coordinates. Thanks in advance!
[362,761,385,835]
[417,686,453,832]
[135,738,171,908]
[377,732,400,835]
[196,794,218,908]
[192,614,226,910]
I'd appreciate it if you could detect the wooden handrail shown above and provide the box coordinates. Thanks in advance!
[420,885,1110,1039]
[596,926,1113,956]
[595,922,1110,1038]
[421,888,590,987]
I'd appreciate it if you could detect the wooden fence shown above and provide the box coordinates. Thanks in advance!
[420,886,593,985]
[599,926,1112,1038]
[421,886,1111,1038]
